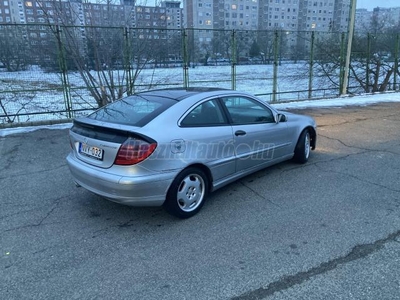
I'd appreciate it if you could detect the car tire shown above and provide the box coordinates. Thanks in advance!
[293,129,311,164]
[164,168,209,219]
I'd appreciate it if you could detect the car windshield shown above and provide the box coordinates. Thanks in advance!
[87,94,177,126]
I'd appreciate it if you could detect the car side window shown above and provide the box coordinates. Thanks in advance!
[181,99,226,127]
[222,97,274,124]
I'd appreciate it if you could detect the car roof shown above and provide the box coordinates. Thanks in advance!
[137,87,231,101]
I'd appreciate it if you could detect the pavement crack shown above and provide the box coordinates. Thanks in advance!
[315,118,368,128]
[319,134,400,156]
[1,164,68,179]
[2,197,64,233]
[0,146,20,172]
[0,208,39,221]
[240,182,281,207]
[316,112,399,128]
[315,166,400,193]
[232,230,400,300]
[319,134,354,148]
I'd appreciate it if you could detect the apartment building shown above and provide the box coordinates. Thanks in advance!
[298,0,337,31]
[372,6,400,30]
[224,0,259,30]
[183,0,213,43]
[259,0,350,32]
[0,0,185,69]
[183,0,351,32]
[0,1,11,23]
[8,0,26,23]
[6,0,392,66]
[162,0,183,29]
[0,1,183,47]
[0,0,353,33]
[354,6,400,34]
[333,0,351,31]
[183,0,350,51]
[83,1,131,27]
[355,8,372,32]
[260,0,300,30]
[0,0,182,27]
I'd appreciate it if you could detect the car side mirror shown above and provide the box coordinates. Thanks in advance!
[276,113,287,123]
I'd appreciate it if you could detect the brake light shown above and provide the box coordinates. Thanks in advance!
[114,138,157,165]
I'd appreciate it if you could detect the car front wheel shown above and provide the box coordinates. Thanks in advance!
[293,129,311,164]
[164,168,209,218]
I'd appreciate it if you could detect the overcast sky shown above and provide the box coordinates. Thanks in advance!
[357,0,400,10]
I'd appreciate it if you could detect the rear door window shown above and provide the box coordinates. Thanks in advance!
[88,95,176,126]
[181,99,227,127]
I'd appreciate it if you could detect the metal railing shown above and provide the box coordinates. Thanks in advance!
[0,24,399,127]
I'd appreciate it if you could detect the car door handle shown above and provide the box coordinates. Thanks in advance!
[235,130,246,136]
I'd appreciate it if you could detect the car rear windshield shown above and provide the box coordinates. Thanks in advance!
[87,95,177,127]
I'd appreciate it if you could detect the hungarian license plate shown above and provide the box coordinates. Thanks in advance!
[79,143,103,160]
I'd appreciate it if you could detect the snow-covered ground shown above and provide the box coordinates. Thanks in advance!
[1,91,399,137]
[0,63,339,124]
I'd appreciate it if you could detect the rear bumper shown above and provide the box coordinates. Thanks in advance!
[66,153,175,206]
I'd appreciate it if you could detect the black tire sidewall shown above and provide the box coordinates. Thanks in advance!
[164,168,209,219]
[293,130,310,164]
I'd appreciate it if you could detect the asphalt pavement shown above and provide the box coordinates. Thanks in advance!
[1,102,400,299]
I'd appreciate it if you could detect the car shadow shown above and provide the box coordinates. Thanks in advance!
[75,150,338,236]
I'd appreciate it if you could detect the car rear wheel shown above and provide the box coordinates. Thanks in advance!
[293,129,311,164]
[164,168,209,218]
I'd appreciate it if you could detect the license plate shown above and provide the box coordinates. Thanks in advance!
[79,143,104,160]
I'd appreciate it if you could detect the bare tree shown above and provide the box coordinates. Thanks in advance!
[0,25,29,72]
[313,29,400,93]
[257,30,276,64]
[199,41,213,66]
[36,0,154,107]
[207,30,234,64]
[0,86,36,124]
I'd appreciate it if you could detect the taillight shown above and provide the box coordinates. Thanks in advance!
[114,138,157,165]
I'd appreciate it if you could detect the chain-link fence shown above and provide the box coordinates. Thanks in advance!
[1,24,399,127]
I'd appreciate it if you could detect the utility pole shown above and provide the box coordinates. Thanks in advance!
[341,0,357,95]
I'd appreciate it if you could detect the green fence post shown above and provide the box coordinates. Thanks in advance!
[394,34,399,91]
[182,29,189,88]
[123,27,133,95]
[272,30,279,102]
[56,25,73,119]
[308,31,315,99]
[339,32,346,95]
[231,29,237,90]
[366,33,371,93]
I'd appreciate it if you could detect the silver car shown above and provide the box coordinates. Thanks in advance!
[67,88,317,218]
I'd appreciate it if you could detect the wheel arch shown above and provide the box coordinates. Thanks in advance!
[182,163,214,192]
[166,163,214,197]
[163,163,213,218]
[301,126,316,150]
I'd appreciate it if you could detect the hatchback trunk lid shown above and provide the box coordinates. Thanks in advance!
[69,119,154,169]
